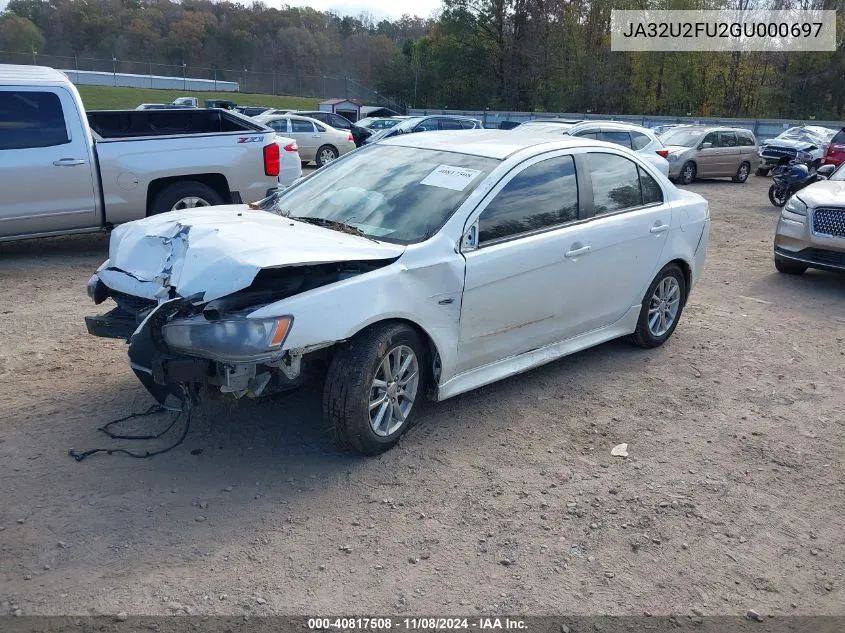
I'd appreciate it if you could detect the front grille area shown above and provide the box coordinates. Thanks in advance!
[812,207,845,238]
[808,248,845,266]
[111,290,157,316]
[762,146,798,159]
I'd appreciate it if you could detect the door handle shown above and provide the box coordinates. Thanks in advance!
[650,224,669,234]
[312,134,321,138]
[53,158,86,167]
[564,245,591,258]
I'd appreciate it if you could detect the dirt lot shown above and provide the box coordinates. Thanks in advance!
[0,175,843,618]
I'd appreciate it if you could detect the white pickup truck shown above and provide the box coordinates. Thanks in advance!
[0,64,297,242]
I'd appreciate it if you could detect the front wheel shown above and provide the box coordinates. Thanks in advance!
[678,161,696,185]
[768,183,789,207]
[323,323,426,455]
[315,145,338,167]
[631,264,686,349]
[733,161,751,183]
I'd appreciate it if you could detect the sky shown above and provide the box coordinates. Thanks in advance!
[0,0,441,21]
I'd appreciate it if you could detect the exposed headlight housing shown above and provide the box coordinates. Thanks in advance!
[162,312,293,363]
[783,196,808,217]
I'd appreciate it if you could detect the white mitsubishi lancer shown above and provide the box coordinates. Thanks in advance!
[86,131,710,455]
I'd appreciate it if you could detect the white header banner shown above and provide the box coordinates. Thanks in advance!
[610,10,837,52]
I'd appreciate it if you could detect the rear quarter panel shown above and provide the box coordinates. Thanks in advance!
[96,132,277,224]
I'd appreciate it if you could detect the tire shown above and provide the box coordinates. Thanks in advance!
[631,263,687,349]
[768,183,788,208]
[756,167,770,177]
[678,161,696,185]
[150,181,224,216]
[774,255,807,275]
[315,145,338,168]
[733,161,751,183]
[323,322,426,455]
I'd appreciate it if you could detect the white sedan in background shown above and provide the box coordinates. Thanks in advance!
[530,121,671,177]
[85,131,709,455]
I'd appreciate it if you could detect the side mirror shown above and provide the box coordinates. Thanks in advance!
[816,164,836,179]
[700,142,713,149]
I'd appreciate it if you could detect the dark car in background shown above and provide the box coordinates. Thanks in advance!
[234,105,273,117]
[293,110,372,147]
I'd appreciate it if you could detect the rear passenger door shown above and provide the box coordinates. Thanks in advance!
[288,119,319,161]
[564,151,671,333]
[0,87,97,238]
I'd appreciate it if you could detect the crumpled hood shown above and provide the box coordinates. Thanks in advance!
[761,138,817,151]
[796,179,845,208]
[97,205,405,302]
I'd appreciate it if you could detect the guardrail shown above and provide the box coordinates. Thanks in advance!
[408,109,845,141]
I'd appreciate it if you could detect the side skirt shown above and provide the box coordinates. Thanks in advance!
[435,305,641,401]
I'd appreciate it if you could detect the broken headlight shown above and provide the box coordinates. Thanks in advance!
[161,313,293,363]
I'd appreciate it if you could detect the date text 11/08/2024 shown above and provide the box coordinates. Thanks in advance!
[307,617,528,630]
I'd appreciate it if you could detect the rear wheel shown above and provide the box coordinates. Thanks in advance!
[679,161,696,185]
[150,181,224,216]
[315,145,338,168]
[323,323,425,455]
[631,264,686,349]
[774,255,807,275]
[733,161,751,183]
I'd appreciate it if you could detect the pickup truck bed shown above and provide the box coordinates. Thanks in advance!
[87,108,266,139]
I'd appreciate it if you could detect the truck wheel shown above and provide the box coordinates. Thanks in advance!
[323,322,426,455]
[150,181,224,216]
[315,145,338,167]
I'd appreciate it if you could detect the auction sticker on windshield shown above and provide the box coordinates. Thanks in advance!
[421,165,483,191]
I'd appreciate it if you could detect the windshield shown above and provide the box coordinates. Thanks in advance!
[273,144,499,243]
[661,128,705,147]
[829,163,845,181]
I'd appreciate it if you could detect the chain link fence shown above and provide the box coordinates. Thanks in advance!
[0,51,403,110]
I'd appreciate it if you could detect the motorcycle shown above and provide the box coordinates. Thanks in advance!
[768,159,824,207]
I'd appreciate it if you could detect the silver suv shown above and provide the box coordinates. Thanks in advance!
[660,126,759,184]
[774,163,845,275]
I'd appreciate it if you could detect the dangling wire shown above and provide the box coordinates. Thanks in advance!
[69,391,194,462]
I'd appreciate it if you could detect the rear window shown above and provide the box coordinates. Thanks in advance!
[831,130,845,145]
[0,91,69,150]
[631,132,652,150]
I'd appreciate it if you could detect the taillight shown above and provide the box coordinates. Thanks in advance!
[656,149,669,158]
[263,143,280,177]
[348,133,354,142]
[283,142,298,152]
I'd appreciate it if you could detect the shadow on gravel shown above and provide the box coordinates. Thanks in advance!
[744,269,845,314]
[0,232,109,260]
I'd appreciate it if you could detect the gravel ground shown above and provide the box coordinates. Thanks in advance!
[0,175,843,618]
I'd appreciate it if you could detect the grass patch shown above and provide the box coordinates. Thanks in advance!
[76,85,320,111]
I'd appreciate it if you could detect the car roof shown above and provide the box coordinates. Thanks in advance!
[569,121,655,134]
[664,124,753,133]
[380,129,613,160]
[0,64,70,86]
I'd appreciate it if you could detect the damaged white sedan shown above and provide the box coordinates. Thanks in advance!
[86,131,709,454]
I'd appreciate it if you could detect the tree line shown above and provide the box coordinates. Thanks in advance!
[1,0,843,119]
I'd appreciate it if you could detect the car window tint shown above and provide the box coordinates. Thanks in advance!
[460,120,476,129]
[577,131,599,139]
[415,119,439,132]
[439,118,462,130]
[702,132,720,147]
[267,120,288,133]
[0,91,69,150]
[586,153,643,214]
[631,132,651,150]
[290,119,315,133]
[639,167,663,205]
[720,132,738,147]
[479,155,579,244]
[600,131,632,148]
[739,132,755,146]
[330,115,351,129]
[314,122,327,132]
[831,130,845,144]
